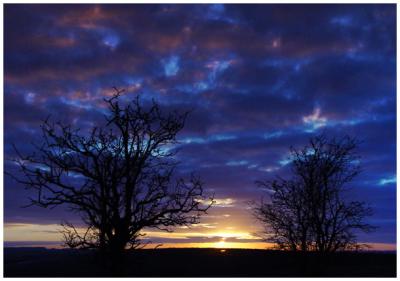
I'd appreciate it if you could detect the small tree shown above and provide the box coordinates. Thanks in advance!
[8,88,213,258]
[254,135,374,252]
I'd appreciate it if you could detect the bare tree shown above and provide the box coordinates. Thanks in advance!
[8,88,213,259]
[254,135,374,252]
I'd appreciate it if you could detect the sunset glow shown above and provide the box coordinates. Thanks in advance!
[4,223,396,251]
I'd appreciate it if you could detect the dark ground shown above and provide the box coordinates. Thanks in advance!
[4,247,396,277]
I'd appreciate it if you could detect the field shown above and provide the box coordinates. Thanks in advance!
[4,247,396,277]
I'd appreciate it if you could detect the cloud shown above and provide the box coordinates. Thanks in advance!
[302,107,327,132]
[378,176,396,186]
[162,55,180,77]
[197,198,236,208]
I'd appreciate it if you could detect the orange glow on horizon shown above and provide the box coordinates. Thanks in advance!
[142,242,274,250]
[4,223,396,251]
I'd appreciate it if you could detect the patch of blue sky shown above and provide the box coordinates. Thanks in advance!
[205,4,240,24]
[96,27,121,50]
[278,153,295,166]
[176,84,203,94]
[162,55,180,77]
[263,130,284,140]
[370,98,392,107]
[102,33,120,50]
[371,114,396,123]
[123,76,143,85]
[260,59,310,96]
[345,52,386,63]
[206,59,233,87]
[325,115,393,129]
[334,118,364,126]
[305,147,320,156]
[31,163,50,172]
[263,57,313,72]
[131,88,163,103]
[209,3,224,13]
[177,59,233,94]
[211,134,237,141]
[378,176,396,186]
[67,171,85,179]
[303,123,326,133]
[302,108,327,133]
[226,160,248,167]
[60,97,93,110]
[282,89,298,100]
[200,163,220,169]
[269,78,288,94]
[180,137,207,144]
[194,81,210,92]
[247,164,259,170]
[209,60,231,82]
[279,158,292,166]
[330,16,353,27]
[155,145,175,157]
[180,134,236,145]
[20,127,36,135]
[259,166,280,173]
[24,92,36,104]
[367,218,396,224]
[176,84,194,93]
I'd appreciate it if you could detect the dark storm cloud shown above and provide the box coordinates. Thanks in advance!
[4,4,396,244]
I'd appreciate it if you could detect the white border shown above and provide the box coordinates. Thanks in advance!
[1,1,398,281]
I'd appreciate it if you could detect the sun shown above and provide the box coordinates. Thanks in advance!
[215,238,226,248]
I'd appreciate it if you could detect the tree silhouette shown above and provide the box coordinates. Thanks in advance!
[8,88,213,259]
[254,135,374,252]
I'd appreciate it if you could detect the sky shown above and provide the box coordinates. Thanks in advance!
[4,4,396,250]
